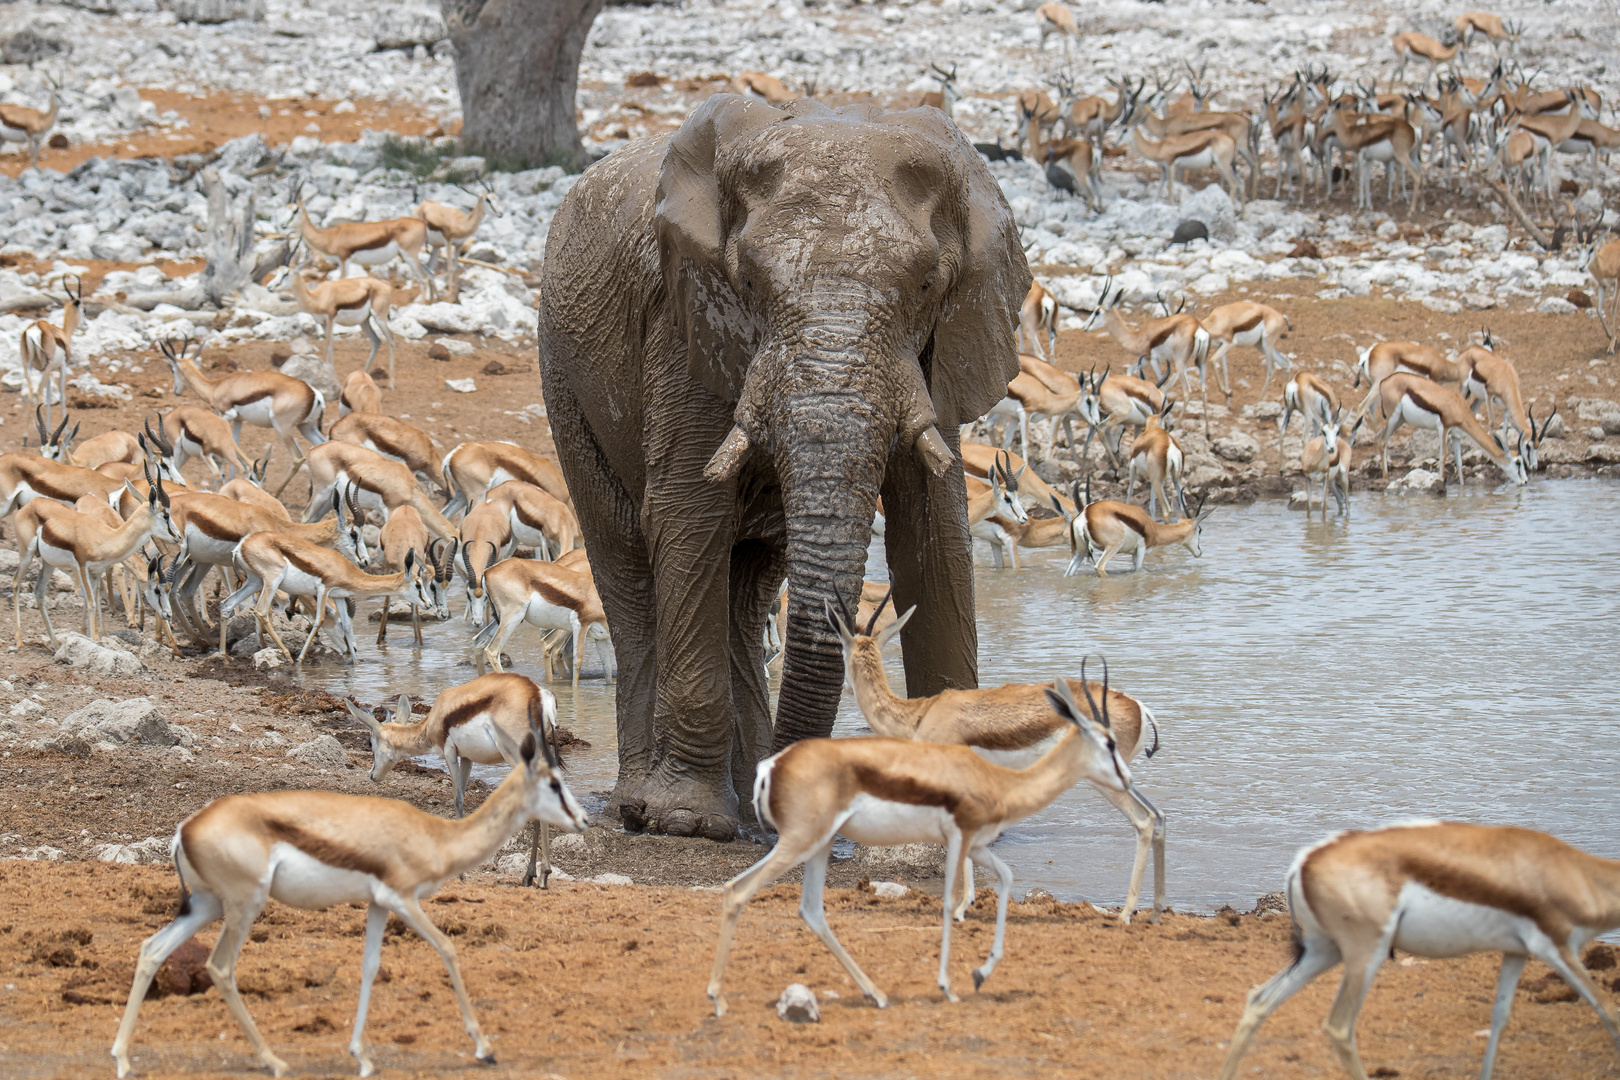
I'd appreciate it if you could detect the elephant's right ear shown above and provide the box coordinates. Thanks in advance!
[655,94,779,403]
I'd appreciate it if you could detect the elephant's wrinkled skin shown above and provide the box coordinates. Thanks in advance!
[538,95,1030,841]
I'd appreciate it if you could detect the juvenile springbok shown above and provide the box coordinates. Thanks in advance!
[441,441,571,517]
[1217,822,1620,1080]
[159,405,254,487]
[1067,491,1212,577]
[19,275,80,432]
[708,673,1145,1016]
[1301,409,1359,514]
[344,673,562,887]
[297,199,435,300]
[834,603,1164,923]
[472,557,612,686]
[110,716,586,1080]
[1354,340,1465,417]
[337,369,384,418]
[375,514,454,646]
[965,455,1029,570]
[303,441,456,540]
[417,184,501,301]
[1376,372,1528,486]
[1200,301,1294,397]
[288,266,398,384]
[1127,400,1185,521]
[1457,329,1553,471]
[161,337,327,498]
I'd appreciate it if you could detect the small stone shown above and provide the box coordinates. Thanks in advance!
[10,699,45,718]
[1600,414,1620,436]
[446,378,477,393]
[1022,887,1056,904]
[1288,490,1312,510]
[1537,296,1578,315]
[1589,426,1608,441]
[1387,467,1445,494]
[1542,413,1566,439]
[1287,238,1320,260]
[775,983,820,1023]
[625,71,662,88]
[53,633,144,677]
[252,647,287,672]
[279,354,341,399]
[1586,444,1620,464]
[287,735,349,772]
[434,337,475,356]
[870,881,909,898]
[1568,289,1593,310]
[332,99,357,115]
[1461,293,1497,310]
[428,342,452,361]
[1251,401,1282,420]
[1421,296,1462,315]
[1253,891,1289,916]
[587,872,633,886]
[1212,431,1259,463]
[62,698,172,746]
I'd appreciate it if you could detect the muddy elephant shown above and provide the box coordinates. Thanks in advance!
[538,95,1030,840]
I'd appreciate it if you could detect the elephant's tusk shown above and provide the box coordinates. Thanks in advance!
[703,425,752,482]
[913,425,955,478]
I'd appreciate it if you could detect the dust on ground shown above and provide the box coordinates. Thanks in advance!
[3,862,1618,1080]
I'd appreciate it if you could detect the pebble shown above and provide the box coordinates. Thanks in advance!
[775,983,820,1024]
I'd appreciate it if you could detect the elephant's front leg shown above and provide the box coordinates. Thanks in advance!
[619,468,742,842]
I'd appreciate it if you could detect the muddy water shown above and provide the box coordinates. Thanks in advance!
[305,479,1620,913]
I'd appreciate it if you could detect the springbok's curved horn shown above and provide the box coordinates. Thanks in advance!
[865,586,893,638]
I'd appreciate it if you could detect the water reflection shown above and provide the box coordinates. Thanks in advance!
[305,480,1620,912]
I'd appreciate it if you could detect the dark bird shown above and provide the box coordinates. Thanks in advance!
[974,137,1023,162]
[1045,150,1078,197]
[1169,219,1209,245]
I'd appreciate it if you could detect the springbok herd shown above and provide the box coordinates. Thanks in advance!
[3,5,1618,1079]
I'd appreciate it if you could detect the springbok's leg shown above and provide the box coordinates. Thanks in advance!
[110,887,225,1078]
[708,830,835,1017]
[206,894,288,1077]
[1215,933,1344,1080]
[968,844,1015,991]
[388,898,494,1062]
[347,904,389,1077]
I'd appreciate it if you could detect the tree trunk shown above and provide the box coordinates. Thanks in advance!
[441,0,605,172]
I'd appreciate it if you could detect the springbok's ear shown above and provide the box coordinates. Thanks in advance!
[655,94,779,403]
[344,698,383,732]
[391,695,411,724]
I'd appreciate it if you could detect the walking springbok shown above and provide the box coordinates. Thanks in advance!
[1199,301,1294,398]
[993,353,1087,462]
[833,602,1164,924]
[1066,491,1212,577]
[344,673,562,887]
[708,673,1145,1016]
[417,183,501,301]
[19,275,80,432]
[161,337,327,499]
[1392,30,1462,87]
[472,557,612,686]
[1216,822,1620,1080]
[110,716,586,1080]
[1083,284,1211,426]
[297,199,436,300]
[1126,400,1185,521]
[1376,373,1528,486]
[1130,123,1244,208]
[288,265,398,384]
[1454,12,1522,56]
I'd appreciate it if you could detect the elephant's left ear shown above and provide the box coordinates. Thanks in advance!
[926,127,1031,427]
[655,94,780,403]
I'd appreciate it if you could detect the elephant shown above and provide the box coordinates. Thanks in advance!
[537,94,1030,841]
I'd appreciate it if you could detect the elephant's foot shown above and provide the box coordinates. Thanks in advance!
[619,764,739,843]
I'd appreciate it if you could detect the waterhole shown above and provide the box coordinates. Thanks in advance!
[304,478,1620,912]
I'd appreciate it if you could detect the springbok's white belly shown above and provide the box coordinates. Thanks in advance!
[445,717,512,767]
[349,241,404,266]
[1231,326,1265,348]
[273,564,327,598]
[508,515,548,549]
[424,227,449,248]
[268,842,375,908]
[1360,141,1396,163]
[973,730,1060,771]
[839,794,954,847]
[333,306,372,328]
[1386,881,1535,958]
[182,527,241,566]
[1394,397,1445,432]
[1174,148,1217,170]
[225,399,277,427]
[520,596,576,632]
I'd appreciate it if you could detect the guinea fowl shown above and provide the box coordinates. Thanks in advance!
[974,136,1023,162]
[1045,149,1079,197]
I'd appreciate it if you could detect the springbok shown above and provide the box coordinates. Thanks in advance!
[0,89,59,166]
[441,440,571,517]
[1082,284,1211,426]
[327,412,442,492]
[297,199,435,300]
[374,514,455,646]
[19,275,80,432]
[1216,822,1620,1080]
[1130,122,1244,207]
[472,557,612,686]
[1301,409,1359,514]
[1126,400,1185,521]
[1376,373,1528,486]
[287,265,398,384]
[1199,301,1294,398]
[337,369,383,417]
[110,716,585,1080]
[344,673,563,887]
[833,603,1164,924]
[708,674,1145,1016]
[1457,329,1554,471]
[1067,491,1212,577]
[417,183,501,301]
[160,336,327,499]
[159,405,254,487]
